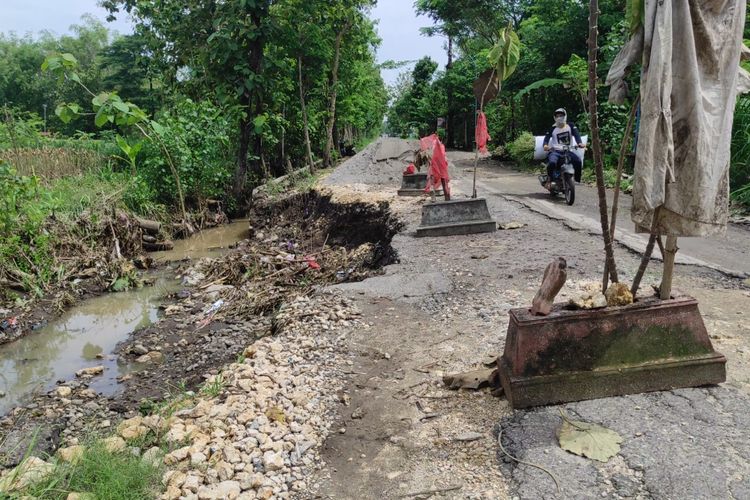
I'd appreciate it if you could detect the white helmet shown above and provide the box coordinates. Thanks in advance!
[554,108,567,121]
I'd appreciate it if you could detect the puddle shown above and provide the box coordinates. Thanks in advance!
[156,220,249,261]
[0,277,179,415]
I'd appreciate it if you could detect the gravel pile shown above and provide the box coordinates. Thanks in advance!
[323,138,416,187]
[157,292,361,500]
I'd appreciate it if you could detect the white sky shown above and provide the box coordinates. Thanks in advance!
[0,0,447,86]
[0,0,133,37]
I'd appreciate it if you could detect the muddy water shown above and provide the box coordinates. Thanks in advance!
[156,220,249,261]
[0,278,178,415]
[0,222,250,415]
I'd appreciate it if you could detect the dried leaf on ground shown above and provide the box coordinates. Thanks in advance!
[557,414,623,462]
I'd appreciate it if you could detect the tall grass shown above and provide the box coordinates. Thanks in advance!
[0,146,110,181]
[731,96,750,208]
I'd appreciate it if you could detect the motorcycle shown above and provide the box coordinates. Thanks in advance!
[538,144,581,206]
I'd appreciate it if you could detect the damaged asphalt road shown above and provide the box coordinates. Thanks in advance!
[499,387,750,500]
[312,141,750,499]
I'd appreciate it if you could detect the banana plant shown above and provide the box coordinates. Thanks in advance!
[485,23,521,109]
[114,135,143,175]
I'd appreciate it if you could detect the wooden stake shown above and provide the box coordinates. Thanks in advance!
[603,96,639,290]
[660,236,678,300]
[472,69,497,199]
[630,234,657,297]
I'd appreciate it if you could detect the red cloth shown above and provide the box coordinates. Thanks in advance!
[475,111,491,153]
[425,139,450,194]
[419,134,438,152]
[403,164,416,175]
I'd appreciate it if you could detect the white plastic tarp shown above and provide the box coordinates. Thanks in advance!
[606,0,748,236]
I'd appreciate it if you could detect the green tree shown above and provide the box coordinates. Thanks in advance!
[103,0,272,205]
[99,33,161,113]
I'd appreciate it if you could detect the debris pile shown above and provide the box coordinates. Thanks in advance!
[178,191,401,322]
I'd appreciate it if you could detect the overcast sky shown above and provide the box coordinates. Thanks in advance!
[0,0,447,86]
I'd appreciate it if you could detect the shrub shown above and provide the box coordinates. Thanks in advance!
[138,98,238,208]
[0,161,53,292]
[507,131,536,168]
[491,144,508,160]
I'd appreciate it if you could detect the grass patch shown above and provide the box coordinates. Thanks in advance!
[199,372,226,398]
[20,440,163,500]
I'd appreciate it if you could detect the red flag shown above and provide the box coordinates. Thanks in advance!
[419,133,438,152]
[475,111,491,153]
[424,138,450,196]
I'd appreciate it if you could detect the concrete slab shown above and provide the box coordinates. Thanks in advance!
[374,138,418,162]
[397,172,441,196]
[416,219,497,237]
[327,271,452,301]
[498,294,726,408]
[416,198,497,237]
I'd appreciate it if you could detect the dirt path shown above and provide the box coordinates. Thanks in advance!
[311,143,750,499]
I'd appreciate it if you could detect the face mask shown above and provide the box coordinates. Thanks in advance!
[555,116,565,125]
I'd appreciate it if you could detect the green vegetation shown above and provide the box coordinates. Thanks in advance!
[21,440,163,500]
[506,131,535,169]
[0,3,389,301]
[731,97,750,207]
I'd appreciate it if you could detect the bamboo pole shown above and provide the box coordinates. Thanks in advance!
[603,96,639,290]
[472,69,497,199]
[588,0,619,291]
[630,234,657,297]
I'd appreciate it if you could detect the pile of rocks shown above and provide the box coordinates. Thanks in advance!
[157,292,361,499]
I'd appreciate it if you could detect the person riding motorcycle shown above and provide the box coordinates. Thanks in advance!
[542,108,585,189]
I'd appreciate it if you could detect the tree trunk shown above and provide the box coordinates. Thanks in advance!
[446,35,454,148]
[234,92,252,200]
[298,56,314,172]
[323,24,348,168]
[280,103,285,171]
[232,5,267,209]
[333,118,340,157]
[588,0,619,290]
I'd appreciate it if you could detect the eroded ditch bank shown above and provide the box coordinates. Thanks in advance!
[0,189,401,498]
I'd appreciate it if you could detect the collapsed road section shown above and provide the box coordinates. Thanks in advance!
[0,187,402,499]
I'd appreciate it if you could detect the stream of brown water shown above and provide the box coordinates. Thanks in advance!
[0,221,250,415]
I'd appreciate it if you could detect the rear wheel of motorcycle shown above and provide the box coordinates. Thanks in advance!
[564,173,575,205]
